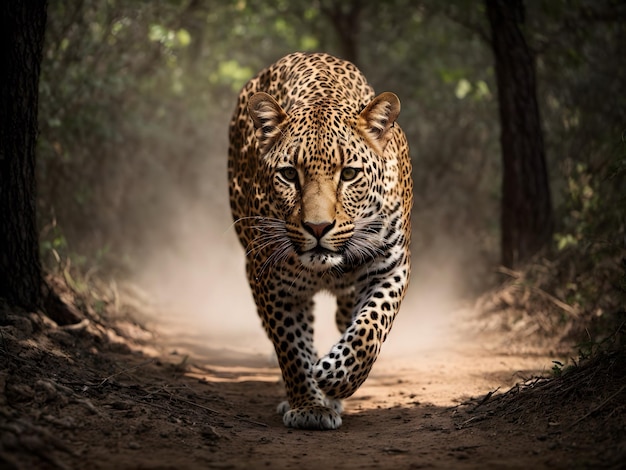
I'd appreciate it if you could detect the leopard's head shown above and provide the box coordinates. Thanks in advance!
[248,91,401,272]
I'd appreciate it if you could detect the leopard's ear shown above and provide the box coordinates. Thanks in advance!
[248,92,287,154]
[358,92,400,154]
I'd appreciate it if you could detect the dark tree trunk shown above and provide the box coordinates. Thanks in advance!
[486,0,553,268]
[320,0,361,65]
[0,0,48,311]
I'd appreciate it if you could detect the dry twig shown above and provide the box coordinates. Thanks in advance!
[569,385,626,428]
[97,359,155,387]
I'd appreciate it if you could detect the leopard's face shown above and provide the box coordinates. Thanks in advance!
[253,98,398,272]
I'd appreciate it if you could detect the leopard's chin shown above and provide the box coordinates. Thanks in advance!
[299,248,343,272]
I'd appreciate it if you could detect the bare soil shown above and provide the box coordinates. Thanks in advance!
[1,281,625,470]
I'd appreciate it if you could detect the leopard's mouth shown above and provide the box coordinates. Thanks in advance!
[309,246,335,256]
[295,241,337,257]
[298,245,344,271]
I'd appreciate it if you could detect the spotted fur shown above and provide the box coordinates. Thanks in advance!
[228,52,412,430]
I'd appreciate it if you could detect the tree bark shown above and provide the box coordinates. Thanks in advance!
[320,0,361,66]
[0,1,48,312]
[486,0,553,268]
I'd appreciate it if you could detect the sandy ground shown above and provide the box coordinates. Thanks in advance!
[2,281,624,470]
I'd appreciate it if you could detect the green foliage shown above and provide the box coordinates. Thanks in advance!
[546,135,626,345]
[555,135,625,253]
[209,60,254,92]
[551,360,570,377]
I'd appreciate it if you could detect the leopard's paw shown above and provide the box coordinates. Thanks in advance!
[324,397,344,414]
[276,400,290,415]
[278,398,342,416]
[283,405,342,430]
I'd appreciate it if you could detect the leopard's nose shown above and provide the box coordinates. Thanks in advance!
[303,221,335,240]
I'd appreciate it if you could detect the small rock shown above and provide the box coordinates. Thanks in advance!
[201,426,221,441]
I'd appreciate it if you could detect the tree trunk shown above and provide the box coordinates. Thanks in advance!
[320,0,361,66]
[0,0,48,312]
[486,0,553,268]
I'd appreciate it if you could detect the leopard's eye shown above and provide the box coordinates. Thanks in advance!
[279,167,298,182]
[340,167,360,182]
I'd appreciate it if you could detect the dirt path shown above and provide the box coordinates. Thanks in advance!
[146,328,563,470]
[1,293,623,469]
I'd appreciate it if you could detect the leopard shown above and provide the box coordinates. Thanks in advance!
[227,52,412,430]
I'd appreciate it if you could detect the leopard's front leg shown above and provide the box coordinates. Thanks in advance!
[252,274,342,430]
[313,256,410,399]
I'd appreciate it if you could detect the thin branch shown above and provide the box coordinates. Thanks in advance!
[471,387,500,412]
[97,359,155,387]
[442,6,491,44]
[531,286,579,317]
[152,391,269,428]
[569,385,626,428]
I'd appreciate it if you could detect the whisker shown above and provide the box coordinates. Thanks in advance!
[288,264,308,291]
[259,242,292,278]
[234,217,296,278]
[229,215,286,229]
[342,213,389,268]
